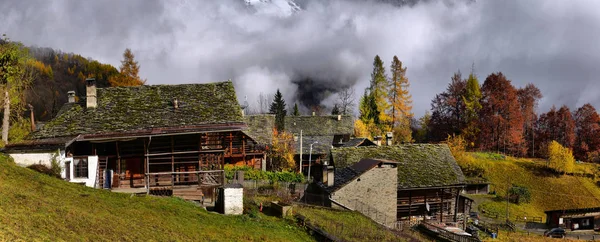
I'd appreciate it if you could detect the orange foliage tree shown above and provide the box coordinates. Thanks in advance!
[109,48,145,87]
[268,129,296,172]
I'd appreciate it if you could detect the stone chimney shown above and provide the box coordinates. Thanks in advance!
[312,111,316,116]
[86,78,97,109]
[386,132,393,146]
[323,164,334,187]
[337,115,341,121]
[67,91,76,103]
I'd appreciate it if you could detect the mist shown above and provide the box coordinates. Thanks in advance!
[2,0,600,116]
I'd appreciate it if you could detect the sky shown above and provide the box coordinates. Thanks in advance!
[1,0,600,117]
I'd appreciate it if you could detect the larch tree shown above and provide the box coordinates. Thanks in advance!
[517,84,542,157]
[109,48,146,87]
[269,89,287,131]
[462,71,482,147]
[388,56,413,143]
[428,71,466,141]
[0,37,34,145]
[369,55,390,131]
[574,103,600,161]
[479,72,524,156]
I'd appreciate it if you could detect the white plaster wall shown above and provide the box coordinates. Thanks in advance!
[10,152,55,167]
[223,188,244,215]
[66,156,98,188]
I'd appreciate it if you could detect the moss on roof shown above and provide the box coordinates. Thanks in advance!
[330,144,466,189]
[285,115,353,136]
[31,81,244,139]
[243,114,275,145]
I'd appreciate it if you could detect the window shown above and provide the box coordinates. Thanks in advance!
[74,158,88,178]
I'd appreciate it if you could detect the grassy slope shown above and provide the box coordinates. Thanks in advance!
[465,153,600,221]
[294,206,426,242]
[0,157,312,241]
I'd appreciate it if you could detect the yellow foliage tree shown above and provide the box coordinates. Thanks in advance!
[268,129,296,172]
[547,140,575,174]
[354,119,370,138]
[388,56,413,143]
[109,48,146,87]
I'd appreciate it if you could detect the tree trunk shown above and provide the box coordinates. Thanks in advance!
[2,90,9,144]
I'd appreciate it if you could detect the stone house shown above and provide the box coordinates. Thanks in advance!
[328,144,467,224]
[4,79,264,201]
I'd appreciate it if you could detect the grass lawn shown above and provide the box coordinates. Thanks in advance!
[463,152,600,221]
[294,205,426,242]
[0,156,313,241]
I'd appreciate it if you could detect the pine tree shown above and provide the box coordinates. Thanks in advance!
[109,48,145,87]
[462,71,482,147]
[331,104,340,115]
[370,55,390,130]
[269,89,287,131]
[388,56,413,143]
[292,103,300,116]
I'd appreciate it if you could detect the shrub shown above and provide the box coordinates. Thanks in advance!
[49,151,62,177]
[508,185,531,204]
[27,164,61,178]
[548,141,575,174]
[224,165,304,183]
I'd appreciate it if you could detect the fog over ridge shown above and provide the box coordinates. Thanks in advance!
[1,0,600,116]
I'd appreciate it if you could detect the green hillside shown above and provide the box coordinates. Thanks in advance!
[0,155,312,241]
[462,152,600,221]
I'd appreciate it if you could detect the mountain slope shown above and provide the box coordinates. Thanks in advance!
[0,155,312,241]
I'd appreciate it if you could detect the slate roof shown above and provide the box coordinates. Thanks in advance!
[330,144,466,189]
[243,115,275,145]
[296,136,334,155]
[30,81,245,139]
[285,115,353,155]
[341,137,376,147]
[319,158,399,193]
[285,115,353,136]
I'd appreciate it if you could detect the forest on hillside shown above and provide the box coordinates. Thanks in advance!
[0,36,144,145]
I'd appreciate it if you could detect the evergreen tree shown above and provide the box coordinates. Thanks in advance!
[292,103,300,116]
[370,56,390,129]
[269,89,287,131]
[462,71,482,147]
[388,56,413,143]
[331,104,340,115]
[109,48,145,87]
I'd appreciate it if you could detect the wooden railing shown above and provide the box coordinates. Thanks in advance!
[420,221,481,242]
[514,214,542,223]
[145,170,225,192]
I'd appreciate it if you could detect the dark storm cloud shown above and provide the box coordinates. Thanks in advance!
[1,0,599,116]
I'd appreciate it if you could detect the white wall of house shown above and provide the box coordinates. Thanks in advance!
[223,187,243,215]
[9,150,63,167]
[65,156,98,188]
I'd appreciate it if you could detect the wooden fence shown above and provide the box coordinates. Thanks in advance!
[420,221,481,242]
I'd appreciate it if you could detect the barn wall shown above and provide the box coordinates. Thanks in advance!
[331,165,397,222]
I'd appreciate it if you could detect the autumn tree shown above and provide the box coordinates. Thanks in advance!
[269,89,287,131]
[573,104,600,161]
[413,112,431,143]
[369,55,390,130]
[429,71,466,141]
[358,89,380,137]
[109,48,145,87]
[547,140,575,174]
[462,71,481,147]
[0,37,35,145]
[388,56,413,143]
[268,129,296,171]
[479,72,524,156]
[354,119,370,138]
[517,84,542,157]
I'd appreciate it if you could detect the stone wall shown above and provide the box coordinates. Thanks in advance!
[330,165,397,223]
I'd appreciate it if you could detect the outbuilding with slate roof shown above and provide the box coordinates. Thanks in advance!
[322,144,468,224]
[4,79,264,202]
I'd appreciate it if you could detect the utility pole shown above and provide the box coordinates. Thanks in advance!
[299,130,303,174]
[506,176,510,223]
